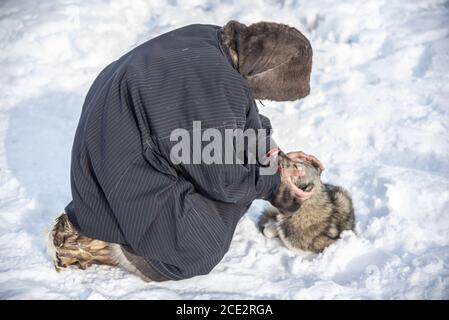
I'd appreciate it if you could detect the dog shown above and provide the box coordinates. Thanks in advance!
[259,152,355,253]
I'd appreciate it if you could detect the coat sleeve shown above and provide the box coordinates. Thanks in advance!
[168,99,280,206]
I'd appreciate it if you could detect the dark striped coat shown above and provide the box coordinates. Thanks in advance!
[65,24,280,280]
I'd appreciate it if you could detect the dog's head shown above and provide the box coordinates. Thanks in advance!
[270,152,322,213]
[278,152,321,192]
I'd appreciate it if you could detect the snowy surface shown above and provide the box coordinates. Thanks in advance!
[1,0,449,299]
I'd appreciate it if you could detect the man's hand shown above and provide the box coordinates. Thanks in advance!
[286,151,325,172]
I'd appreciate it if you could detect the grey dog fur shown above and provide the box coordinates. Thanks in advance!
[260,153,355,253]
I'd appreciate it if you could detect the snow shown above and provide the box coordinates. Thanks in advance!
[1,0,449,299]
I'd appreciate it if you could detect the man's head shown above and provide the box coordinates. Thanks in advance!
[222,20,313,102]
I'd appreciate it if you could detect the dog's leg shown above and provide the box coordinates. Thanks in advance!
[263,220,279,239]
[258,205,280,239]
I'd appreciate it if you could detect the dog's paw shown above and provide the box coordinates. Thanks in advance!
[262,221,279,239]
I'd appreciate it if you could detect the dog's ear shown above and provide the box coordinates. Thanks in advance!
[222,20,247,53]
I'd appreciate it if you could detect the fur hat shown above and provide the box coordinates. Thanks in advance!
[222,20,312,101]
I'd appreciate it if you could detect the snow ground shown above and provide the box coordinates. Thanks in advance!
[0,0,448,299]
